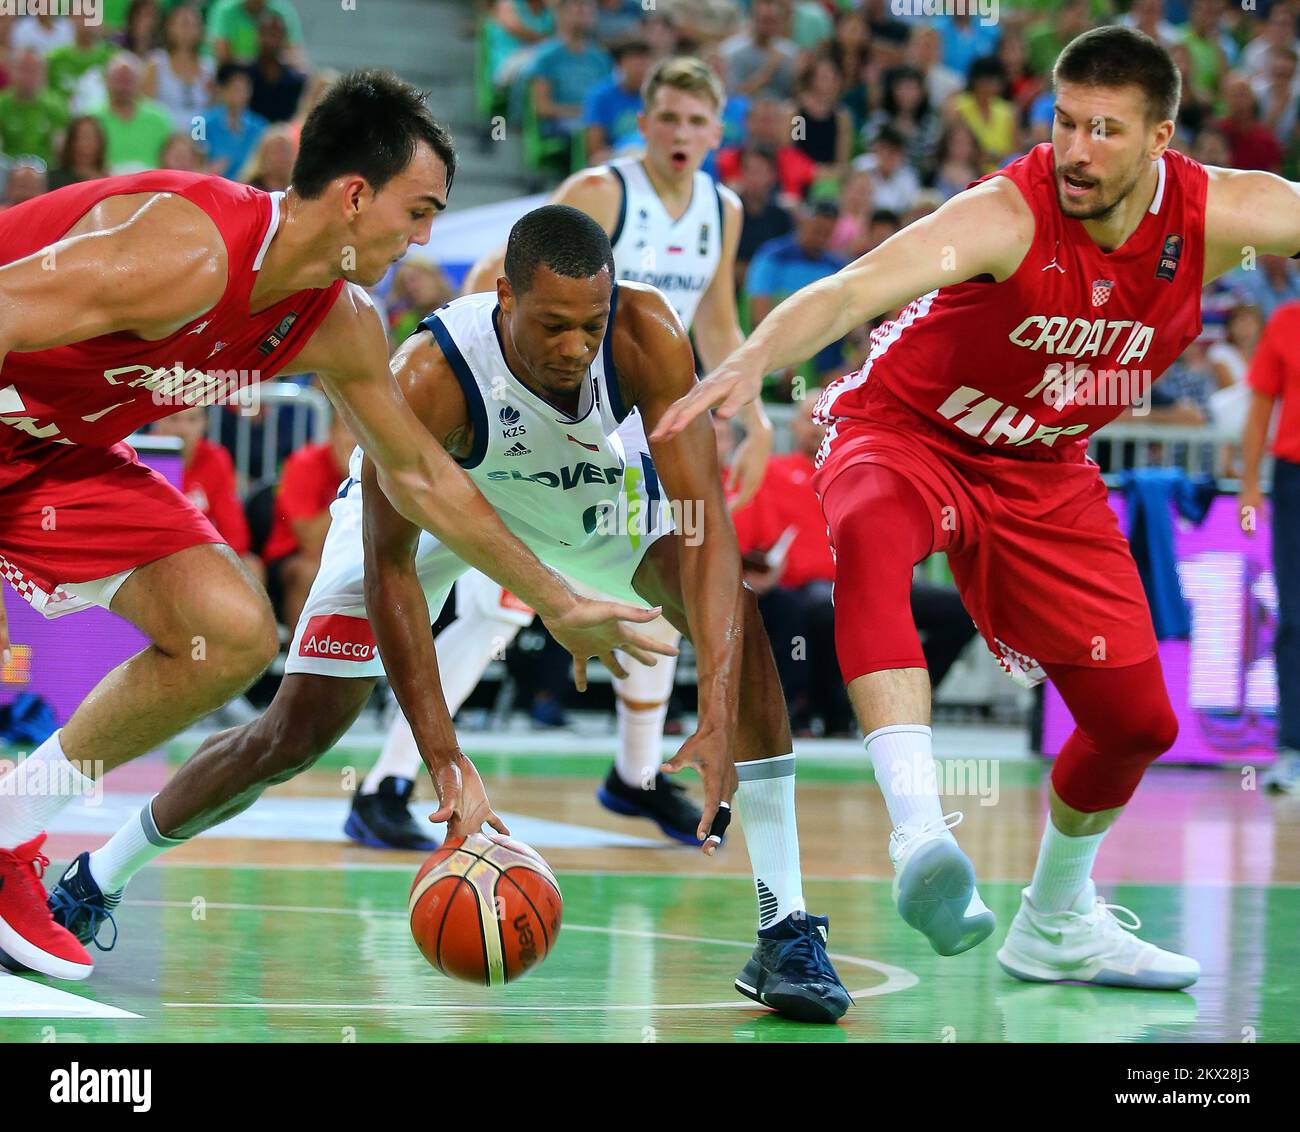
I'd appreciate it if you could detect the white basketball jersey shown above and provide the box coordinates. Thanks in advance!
[348,285,663,554]
[607,156,723,331]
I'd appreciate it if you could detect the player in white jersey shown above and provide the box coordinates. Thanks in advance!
[54,206,851,1022]
[348,58,773,848]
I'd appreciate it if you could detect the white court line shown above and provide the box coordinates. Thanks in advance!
[134,899,917,1011]
[0,974,141,1020]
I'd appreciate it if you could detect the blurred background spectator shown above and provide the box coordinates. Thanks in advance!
[526,0,612,143]
[201,62,268,179]
[241,7,307,123]
[581,34,651,163]
[792,54,853,185]
[120,0,163,65]
[145,2,215,131]
[720,0,799,99]
[745,198,848,385]
[241,123,296,189]
[0,50,68,165]
[734,142,795,287]
[95,52,174,174]
[48,115,108,189]
[1,156,48,210]
[209,0,306,70]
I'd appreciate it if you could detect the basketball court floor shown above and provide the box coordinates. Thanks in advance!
[1,725,1296,1043]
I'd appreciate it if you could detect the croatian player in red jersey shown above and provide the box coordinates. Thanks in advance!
[654,27,1300,989]
[0,71,671,982]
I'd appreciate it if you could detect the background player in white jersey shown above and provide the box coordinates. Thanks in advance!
[53,206,850,1023]
[349,58,773,847]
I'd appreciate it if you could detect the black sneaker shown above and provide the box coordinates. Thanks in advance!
[48,852,122,952]
[596,765,704,845]
[344,777,440,851]
[735,911,853,1024]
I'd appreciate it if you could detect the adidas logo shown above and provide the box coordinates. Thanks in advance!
[816,924,828,943]
[504,442,532,456]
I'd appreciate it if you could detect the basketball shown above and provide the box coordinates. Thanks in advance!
[408,831,563,985]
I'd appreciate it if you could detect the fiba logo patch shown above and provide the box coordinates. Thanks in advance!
[499,404,526,438]
[1155,233,1183,282]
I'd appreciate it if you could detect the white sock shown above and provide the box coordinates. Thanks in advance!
[611,651,678,788]
[865,724,949,835]
[735,753,805,929]
[613,698,669,788]
[1027,819,1105,914]
[0,729,97,847]
[362,615,520,794]
[88,797,186,895]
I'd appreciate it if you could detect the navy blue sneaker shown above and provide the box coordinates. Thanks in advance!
[596,765,703,846]
[48,853,121,952]
[344,777,440,851]
[735,912,852,1024]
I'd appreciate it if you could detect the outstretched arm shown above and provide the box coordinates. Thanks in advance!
[621,286,747,843]
[1202,166,1300,281]
[650,176,1035,439]
[361,453,507,836]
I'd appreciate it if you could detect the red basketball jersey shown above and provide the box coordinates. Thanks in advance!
[816,143,1208,456]
[0,171,344,475]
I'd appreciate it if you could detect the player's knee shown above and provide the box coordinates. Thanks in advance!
[205,601,280,679]
[1128,702,1179,759]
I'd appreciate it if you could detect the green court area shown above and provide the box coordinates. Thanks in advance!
[2,868,1295,1043]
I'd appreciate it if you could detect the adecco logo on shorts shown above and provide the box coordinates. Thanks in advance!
[298,615,378,661]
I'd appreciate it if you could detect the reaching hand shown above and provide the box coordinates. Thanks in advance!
[542,595,679,692]
[650,351,768,442]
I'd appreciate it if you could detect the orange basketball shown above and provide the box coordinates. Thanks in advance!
[408,831,563,985]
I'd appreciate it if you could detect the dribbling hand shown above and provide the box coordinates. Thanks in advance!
[428,751,509,839]
[662,726,738,857]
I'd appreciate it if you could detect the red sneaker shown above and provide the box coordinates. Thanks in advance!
[0,834,94,981]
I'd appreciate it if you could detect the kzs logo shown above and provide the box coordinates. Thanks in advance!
[499,405,526,438]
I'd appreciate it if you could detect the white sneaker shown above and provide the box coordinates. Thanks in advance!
[997,881,1200,990]
[889,812,995,956]
[1262,750,1300,795]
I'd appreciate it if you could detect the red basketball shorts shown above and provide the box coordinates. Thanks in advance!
[0,440,222,616]
[813,380,1158,685]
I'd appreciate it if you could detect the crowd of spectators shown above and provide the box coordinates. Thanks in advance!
[477,0,1300,427]
[6,3,1297,729]
[472,0,1300,729]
